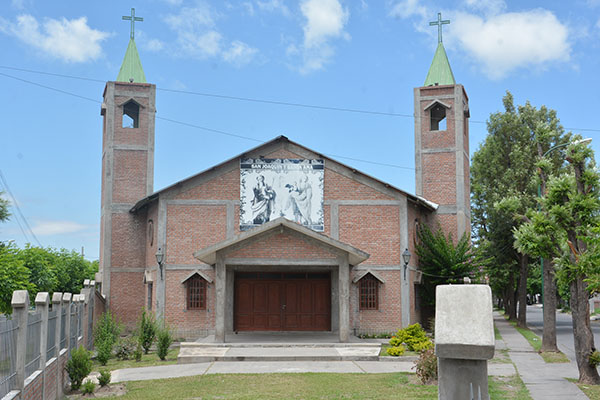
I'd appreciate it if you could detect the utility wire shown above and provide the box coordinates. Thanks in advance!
[0,178,30,243]
[0,169,42,247]
[0,70,417,171]
[4,64,600,133]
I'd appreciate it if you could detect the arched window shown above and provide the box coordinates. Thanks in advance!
[430,104,446,131]
[122,100,140,128]
[359,274,379,310]
[186,275,207,310]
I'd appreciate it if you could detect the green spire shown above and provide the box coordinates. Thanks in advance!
[116,38,147,83]
[116,9,146,83]
[424,42,455,86]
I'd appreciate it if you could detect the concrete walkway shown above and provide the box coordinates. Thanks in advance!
[494,312,588,399]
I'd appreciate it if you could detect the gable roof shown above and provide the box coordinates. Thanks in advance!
[193,217,370,266]
[130,136,438,212]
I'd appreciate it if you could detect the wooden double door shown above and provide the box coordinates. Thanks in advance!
[234,272,331,331]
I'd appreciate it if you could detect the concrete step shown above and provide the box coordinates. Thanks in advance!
[177,343,383,364]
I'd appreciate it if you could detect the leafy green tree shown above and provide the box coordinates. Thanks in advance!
[19,245,58,296]
[517,140,600,383]
[0,191,9,222]
[52,248,97,294]
[0,243,34,314]
[415,224,475,308]
[471,92,568,336]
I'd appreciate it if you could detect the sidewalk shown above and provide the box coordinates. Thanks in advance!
[493,312,588,399]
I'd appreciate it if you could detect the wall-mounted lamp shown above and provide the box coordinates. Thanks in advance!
[155,247,164,279]
[402,248,411,280]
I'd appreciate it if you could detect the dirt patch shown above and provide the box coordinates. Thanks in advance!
[65,383,127,398]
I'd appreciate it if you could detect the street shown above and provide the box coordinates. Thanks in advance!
[526,305,600,361]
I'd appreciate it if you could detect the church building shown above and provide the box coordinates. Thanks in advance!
[98,15,470,342]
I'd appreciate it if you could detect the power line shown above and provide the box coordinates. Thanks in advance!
[4,64,600,133]
[0,70,417,171]
[0,170,42,247]
[0,179,31,243]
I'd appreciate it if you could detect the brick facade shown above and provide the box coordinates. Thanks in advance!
[100,78,469,337]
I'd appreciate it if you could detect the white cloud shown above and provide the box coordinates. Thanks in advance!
[388,0,427,19]
[0,15,108,63]
[243,2,256,16]
[32,220,88,236]
[11,0,28,9]
[296,0,350,73]
[146,38,165,52]
[223,40,258,65]
[450,10,571,79]
[256,0,291,16]
[163,4,258,64]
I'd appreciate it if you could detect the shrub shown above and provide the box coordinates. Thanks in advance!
[81,380,96,395]
[94,311,120,348]
[134,340,143,362]
[590,350,600,368]
[94,311,120,365]
[386,345,406,356]
[65,346,92,390]
[413,348,438,384]
[138,309,158,354]
[95,339,112,366]
[114,336,137,360]
[392,323,433,352]
[98,369,111,387]
[156,324,173,360]
[389,336,402,347]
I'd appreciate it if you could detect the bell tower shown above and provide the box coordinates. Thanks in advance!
[414,13,470,240]
[99,9,155,322]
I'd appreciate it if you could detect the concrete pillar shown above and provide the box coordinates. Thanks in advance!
[435,285,494,400]
[52,292,63,398]
[35,292,50,400]
[338,255,350,343]
[88,282,95,349]
[81,289,90,349]
[214,254,226,343]
[62,293,72,358]
[11,290,29,392]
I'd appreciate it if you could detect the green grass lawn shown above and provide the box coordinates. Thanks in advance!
[378,344,418,357]
[100,373,530,399]
[575,382,600,399]
[92,348,179,371]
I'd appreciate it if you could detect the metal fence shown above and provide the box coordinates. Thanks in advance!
[0,282,97,400]
[46,309,58,360]
[25,312,42,379]
[0,315,18,399]
[60,306,67,350]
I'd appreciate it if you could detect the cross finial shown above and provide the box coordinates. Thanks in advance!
[122,8,143,40]
[429,12,450,43]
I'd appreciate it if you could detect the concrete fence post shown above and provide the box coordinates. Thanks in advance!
[35,292,50,400]
[81,290,90,349]
[11,290,29,393]
[62,293,72,362]
[77,295,84,344]
[51,292,63,398]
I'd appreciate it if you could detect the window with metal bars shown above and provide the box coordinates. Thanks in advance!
[359,274,379,310]
[187,275,206,310]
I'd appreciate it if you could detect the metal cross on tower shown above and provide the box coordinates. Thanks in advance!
[122,8,143,40]
[429,12,450,43]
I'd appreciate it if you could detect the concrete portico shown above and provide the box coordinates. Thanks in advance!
[194,218,369,343]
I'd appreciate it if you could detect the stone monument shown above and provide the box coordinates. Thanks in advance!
[435,284,494,399]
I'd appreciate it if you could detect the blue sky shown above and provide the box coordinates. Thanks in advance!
[1,0,599,260]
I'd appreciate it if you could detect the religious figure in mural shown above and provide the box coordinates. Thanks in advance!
[285,175,312,225]
[251,175,276,224]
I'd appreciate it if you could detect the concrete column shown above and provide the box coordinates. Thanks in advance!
[11,290,29,392]
[51,292,63,398]
[214,254,226,343]
[81,289,90,349]
[338,255,350,342]
[399,196,410,328]
[62,293,72,357]
[35,292,50,400]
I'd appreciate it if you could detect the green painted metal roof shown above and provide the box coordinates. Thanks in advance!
[116,38,146,83]
[424,42,455,86]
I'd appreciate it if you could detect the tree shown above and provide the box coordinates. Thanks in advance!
[518,139,600,383]
[19,245,58,295]
[52,248,98,294]
[471,92,568,336]
[0,243,34,314]
[0,191,9,223]
[415,224,476,308]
